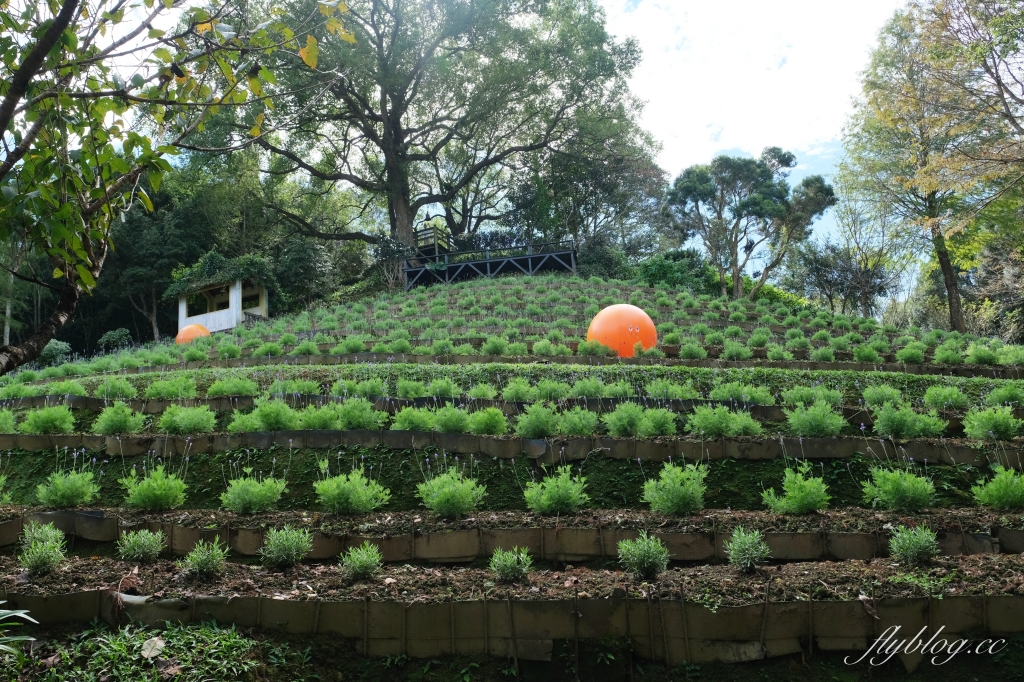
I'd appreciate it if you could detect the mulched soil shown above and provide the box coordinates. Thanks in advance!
[3,553,1024,606]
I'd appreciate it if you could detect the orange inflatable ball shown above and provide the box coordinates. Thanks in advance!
[176,324,211,345]
[586,304,657,358]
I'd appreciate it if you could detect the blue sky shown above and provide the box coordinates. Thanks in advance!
[598,0,906,239]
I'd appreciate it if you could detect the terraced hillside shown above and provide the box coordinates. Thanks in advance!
[0,272,1023,678]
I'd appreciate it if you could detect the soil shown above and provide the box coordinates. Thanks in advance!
[3,552,1024,607]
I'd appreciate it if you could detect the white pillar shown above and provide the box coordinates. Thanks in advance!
[230,280,243,327]
[177,295,187,332]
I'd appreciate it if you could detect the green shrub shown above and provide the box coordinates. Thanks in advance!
[117,529,165,562]
[535,379,571,401]
[766,344,794,361]
[427,377,460,398]
[120,465,186,510]
[507,341,529,356]
[828,337,850,351]
[889,526,938,567]
[20,406,75,434]
[933,343,963,364]
[617,531,670,580]
[204,377,258,398]
[316,466,390,515]
[502,378,538,402]
[515,403,558,438]
[721,340,753,360]
[685,406,762,438]
[467,383,497,400]
[986,384,1024,406]
[178,538,229,578]
[252,342,284,357]
[853,345,881,362]
[183,347,208,362]
[19,522,65,576]
[678,343,708,359]
[341,541,383,580]
[160,405,216,434]
[220,477,288,514]
[923,385,968,411]
[144,376,197,400]
[972,465,1024,510]
[391,406,435,431]
[416,468,486,518]
[862,385,901,407]
[396,379,427,399]
[748,332,771,348]
[709,382,774,405]
[36,470,99,507]
[433,404,470,433]
[524,465,589,514]
[46,379,88,396]
[268,379,321,396]
[724,526,770,573]
[602,380,635,398]
[91,402,145,435]
[490,547,533,583]
[963,406,1024,441]
[250,400,302,431]
[895,342,927,364]
[641,408,678,437]
[645,379,698,400]
[966,343,999,365]
[762,462,831,513]
[480,337,508,355]
[0,383,43,399]
[872,403,946,438]
[296,404,340,430]
[38,340,71,367]
[704,332,724,346]
[862,467,935,511]
[781,385,842,406]
[643,462,707,515]
[810,347,835,362]
[785,402,846,437]
[602,402,646,437]
[289,340,320,356]
[279,333,299,346]
[553,406,597,436]
[260,526,313,568]
[567,378,603,398]
[467,407,508,435]
[217,343,242,359]
[0,409,15,433]
[93,376,138,400]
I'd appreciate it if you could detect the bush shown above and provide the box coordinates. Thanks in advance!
[36,470,99,507]
[986,384,1024,406]
[416,468,486,518]
[396,379,426,399]
[117,529,165,563]
[617,531,670,580]
[554,407,598,436]
[762,462,831,513]
[46,379,88,396]
[724,526,770,573]
[889,526,938,567]
[966,343,999,365]
[853,345,881,362]
[781,385,842,406]
[178,538,229,578]
[923,385,968,411]
[217,343,242,359]
[872,403,946,438]
[315,467,391,514]
[480,336,508,355]
[341,541,383,580]
[933,343,963,364]
[515,403,559,438]
[895,342,927,364]
[20,406,75,434]
[0,383,42,399]
[220,477,288,514]
[972,465,1024,510]
[268,379,321,396]
[490,547,533,583]
[38,340,71,367]
[862,385,901,407]
[426,377,460,399]
[433,404,470,433]
[643,462,707,515]
[862,467,935,511]
[120,465,186,510]
[206,377,259,397]
[160,405,217,434]
[94,376,137,400]
[0,409,14,433]
[19,522,65,576]
[183,347,208,362]
[144,376,197,400]
[785,402,846,437]
[97,327,132,352]
[467,407,508,435]
[721,340,753,360]
[963,406,1024,441]
[685,406,762,438]
[252,342,284,358]
[535,379,571,401]
[603,380,635,398]
[289,340,320,356]
[766,344,794,361]
[467,383,497,400]
[502,378,538,402]
[576,340,618,357]
[260,526,313,568]
[93,403,146,435]
[645,379,698,400]
[524,465,589,514]
[249,400,301,431]
[810,347,835,362]
[297,404,340,430]
[709,382,774,405]
[602,402,645,437]
[678,343,708,359]
[391,406,435,431]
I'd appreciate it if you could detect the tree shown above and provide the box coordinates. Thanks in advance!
[0,0,330,373]
[249,0,641,247]
[665,148,835,299]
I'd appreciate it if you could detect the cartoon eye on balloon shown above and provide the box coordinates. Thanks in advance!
[586,304,657,358]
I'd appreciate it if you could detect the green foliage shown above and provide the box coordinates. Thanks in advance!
[986,384,1024,406]
[810,347,835,362]
[93,403,146,435]
[160,405,217,435]
[862,467,935,511]
[781,385,842,406]
[19,522,65,576]
[46,379,88,396]
[315,467,391,514]
[0,383,42,399]
[245,400,301,431]
[206,377,259,397]
[922,385,968,411]
[963,406,1024,441]
[217,343,242,359]
[252,342,284,357]
[480,336,508,355]
[678,342,709,359]
[467,407,508,435]
[762,462,831,513]
[220,477,288,514]
[20,406,75,434]
[490,547,533,583]
[396,379,427,399]
[433,404,470,433]
[144,376,197,400]
[576,340,618,357]
[468,383,497,399]
[416,468,486,518]
[721,340,753,360]
[94,376,138,400]
[709,382,774,405]
[785,402,846,437]
[966,343,999,365]
[602,402,646,437]
[268,379,321,396]
[642,462,708,515]
[260,526,313,568]
[889,526,938,567]
[36,470,99,508]
[392,406,435,431]
[862,384,901,407]
[0,409,14,434]
[724,526,770,573]
[553,406,597,436]
[120,465,186,510]
[341,541,383,580]
[972,466,1024,510]
[853,345,881,362]
[502,377,538,402]
[524,465,589,514]
[427,377,461,398]
[38,340,72,367]
[617,531,670,580]
[183,347,208,362]
[895,342,927,364]
[117,529,165,563]
[515,403,559,438]
[685,406,762,438]
[933,343,963,365]
[872,403,946,438]
[646,379,699,400]
[178,538,229,578]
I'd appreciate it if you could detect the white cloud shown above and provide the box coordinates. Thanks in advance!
[598,0,906,178]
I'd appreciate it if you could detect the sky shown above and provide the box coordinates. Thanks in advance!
[597,0,906,195]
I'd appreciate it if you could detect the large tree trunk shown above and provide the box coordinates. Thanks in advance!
[388,192,417,248]
[0,279,81,374]
[3,270,12,346]
[931,226,966,332]
[732,264,745,299]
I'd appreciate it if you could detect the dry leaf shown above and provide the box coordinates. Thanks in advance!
[140,636,165,660]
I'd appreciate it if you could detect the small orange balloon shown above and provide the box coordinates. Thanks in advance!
[176,324,211,344]
[586,304,657,358]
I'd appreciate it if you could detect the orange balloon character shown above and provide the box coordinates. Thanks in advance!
[586,304,657,358]
[176,324,211,344]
